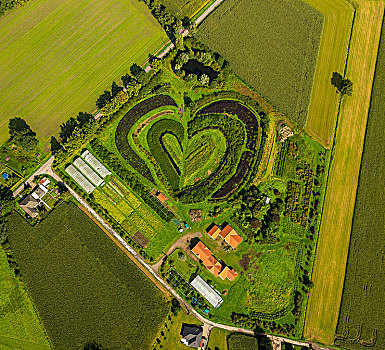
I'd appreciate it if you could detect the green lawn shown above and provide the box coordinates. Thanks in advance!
[207,328,229,350]
[0,0,169,145]
[0,248,51,350]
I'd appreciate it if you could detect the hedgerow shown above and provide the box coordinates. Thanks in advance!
[115,94,177,182]
[177,114,245,203]
[147,118,184,191]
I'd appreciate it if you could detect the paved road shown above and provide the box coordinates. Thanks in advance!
[13,155,55,197]
[19,158,336,350]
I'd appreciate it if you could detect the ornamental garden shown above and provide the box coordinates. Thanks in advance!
[51,36,330,339]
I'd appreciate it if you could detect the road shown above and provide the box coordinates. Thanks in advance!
[13,155,55,197]
[195,0,224,25]
[15,157,337,350]
[143,0,222,73]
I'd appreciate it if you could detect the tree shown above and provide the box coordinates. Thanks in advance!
[59,117,77,143]
[8,117,34,139]
[331,72,353,96]
[50,136,61,154]
[0,185,14,214]
[96,90,112,109]
[8,117,38,151]
[121,73,133,87]
[76,112,93,127]
[111,81,121,97]
[199,74,210,86]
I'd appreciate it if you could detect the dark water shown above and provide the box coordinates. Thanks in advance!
[182,59,218,80]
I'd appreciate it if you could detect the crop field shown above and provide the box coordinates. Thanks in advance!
[0,0,169,145]
[334,14,385,350]
[303,0,354,147]
[0,248,50,350]
[304,1,385,344]
[197,0,323,126]
[160,0,211,18]
[7,203,168,350]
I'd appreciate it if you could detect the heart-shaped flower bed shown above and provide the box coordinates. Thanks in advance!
[115,94,263,203]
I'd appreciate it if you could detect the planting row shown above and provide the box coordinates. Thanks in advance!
[115,94,178,183]
[147,118,184,191]
[197,99,260,151]
[178,114,245,203]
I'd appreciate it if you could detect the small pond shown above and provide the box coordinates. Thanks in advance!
[181,59,218,80]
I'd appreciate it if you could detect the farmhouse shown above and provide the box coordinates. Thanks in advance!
[180,324,204,348]
[191,241,238,281]
[19,183,50,217]
[192,241,222,277]
[19,195,39,218]
[190,275,223,308]
[207,224,243,249]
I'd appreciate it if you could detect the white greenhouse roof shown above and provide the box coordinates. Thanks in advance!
[191,275,223,308]
[81,150,111,178]
[73,157,104,187]
[65,164,95,194]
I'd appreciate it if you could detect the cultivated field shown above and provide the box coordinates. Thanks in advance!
[303,0,354,147]
[0,0,169,145]
[304,1,384,344]
[197,0,324,127]
[161,0,212,18]
[334,14,385,350]
[7,203,168,350]
[0,249,50,350]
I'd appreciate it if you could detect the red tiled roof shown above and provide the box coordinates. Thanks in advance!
[219,225,233,239]
[219,225,243,249]
[207,225,221,239]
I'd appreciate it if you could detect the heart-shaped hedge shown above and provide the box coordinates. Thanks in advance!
[115,94,262,203]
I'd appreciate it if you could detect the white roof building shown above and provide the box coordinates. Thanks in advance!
[73,157,104,187]
[190,275,223,308]
[81,150,111,178]
[66,164,95,194]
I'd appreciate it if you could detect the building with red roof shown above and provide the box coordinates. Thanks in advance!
[207,225,221,239]
[191,241,238,281]
[219,224,243,249]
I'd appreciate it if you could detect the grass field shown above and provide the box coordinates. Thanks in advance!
[334,13,385,350]
[0,248,50,350]
[303,0,354,147]
[207,328,230,350]
[304,1,384,344]
[8,202,169,350]
[0,0,169,145]
[197,0,323,127]
[160,0,211,18]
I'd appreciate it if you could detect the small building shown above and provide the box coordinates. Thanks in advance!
[31,185,48,200]
[19,195,39,218]
[219,225,243,249]
[219,266,238,282]
[191,241,223,277]
[264,196,271,204]
[207,225,221,240]
[180,324,204,348]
